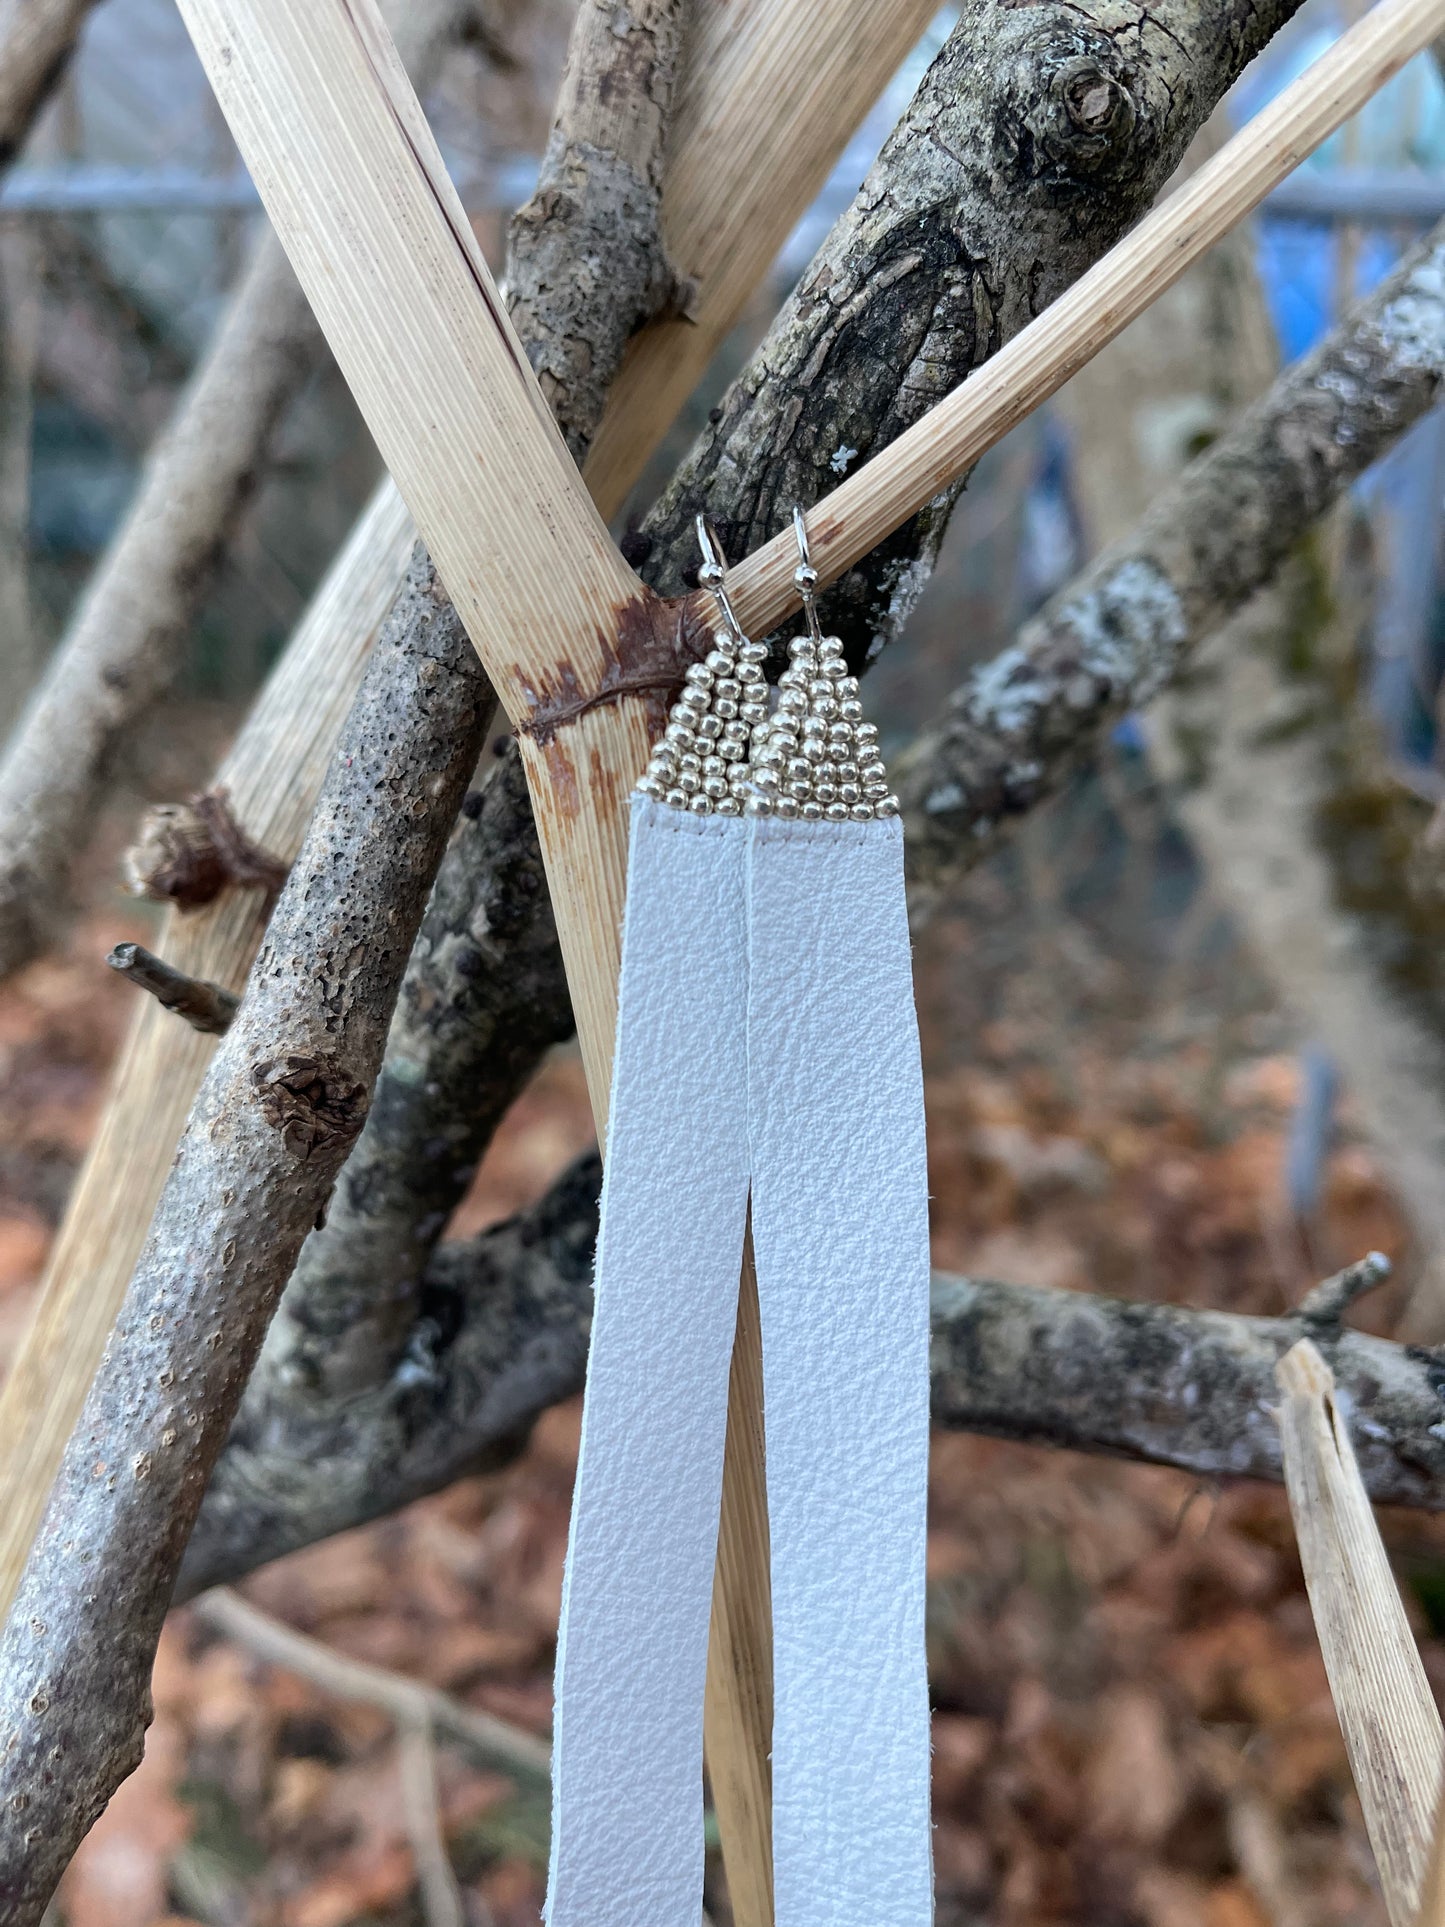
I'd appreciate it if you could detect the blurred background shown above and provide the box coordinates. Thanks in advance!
[6,2,1445,1922]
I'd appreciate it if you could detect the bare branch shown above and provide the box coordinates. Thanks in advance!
[184,1152,1445,1596]
[897,220,1445,895]
[0,551,495,1920]
[191,1588,550,1790]
[0,0,101,171]
[506,0,691,463]
[264,0,1324,1420]
[104,942,239,1035]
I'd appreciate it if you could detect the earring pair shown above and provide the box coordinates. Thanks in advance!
[637,510,898,820]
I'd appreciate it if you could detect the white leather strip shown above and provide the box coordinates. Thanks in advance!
[746,813,934,1927]
[546,796,752,1927]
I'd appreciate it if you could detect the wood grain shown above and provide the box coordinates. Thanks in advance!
[1276,1339,1443,1927]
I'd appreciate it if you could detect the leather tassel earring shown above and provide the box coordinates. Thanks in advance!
[547,514,932,1927]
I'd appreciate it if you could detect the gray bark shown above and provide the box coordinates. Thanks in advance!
[631,0,1306,660]
[0,552,494,1923]
[506,0,690,464]
[897,221,1445,898]
[180,1155,1445,1593]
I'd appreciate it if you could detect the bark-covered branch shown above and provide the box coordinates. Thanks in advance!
[506,0,690,463]
[182,1155,1445,1595]
[630,0,1305,659]
[0,0,465,981]
[897,219,1445,896]
[0,554,495,1923]
[105,940,240,1035]
[249,744,572,1406]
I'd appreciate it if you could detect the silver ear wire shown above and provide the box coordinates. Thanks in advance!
[695,514,746,648]
[792,504,824,648]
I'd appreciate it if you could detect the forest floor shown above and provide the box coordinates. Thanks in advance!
[3,753,1441,1927]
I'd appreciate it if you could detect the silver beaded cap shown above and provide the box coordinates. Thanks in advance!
[633,510,900,822]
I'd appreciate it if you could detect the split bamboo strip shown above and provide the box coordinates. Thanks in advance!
[0,479,415,1605]
[1417,1771,1445,1927]
[1276,1339,1442,1927]
[723,0,1445,635]
[582,0,940,516]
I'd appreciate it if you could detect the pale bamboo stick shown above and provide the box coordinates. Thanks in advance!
[1417,1773,1445,1927]
[1276,1339,1443,1927]
[723,0,1445,635]
[0,479,415,1604]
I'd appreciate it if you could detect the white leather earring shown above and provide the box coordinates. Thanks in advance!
[547,512,933,1927]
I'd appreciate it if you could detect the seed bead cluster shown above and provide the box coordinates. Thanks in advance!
[635,624,771,815]
[743,621,898,822]
[635,526,900,821]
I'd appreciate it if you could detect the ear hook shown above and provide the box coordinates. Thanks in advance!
[695,514,746,648]
[791,504,825,647]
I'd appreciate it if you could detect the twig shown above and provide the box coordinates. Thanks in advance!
[195,1590,524,1927]
[0,548,495,1921]
[192,1589,550,1790]
[1297,1251,1393,1327]
[398,1721,468,1927]
[105,942,239,1035]
[0,0,465,980]
[1276,1338,1442,1927]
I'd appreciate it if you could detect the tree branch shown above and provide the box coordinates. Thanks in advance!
[506,0,691,464]
[897,218,1445,896]
[263,0,1324,1412]
[182,1152,1445,1597]
[0,551,495,1920]
[631,0,1308,655]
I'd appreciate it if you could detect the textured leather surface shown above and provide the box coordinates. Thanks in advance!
[547,801,933,1926]
[749,815,934,1927]
[547,798,751,1927]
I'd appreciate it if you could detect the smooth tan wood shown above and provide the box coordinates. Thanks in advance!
[582,0,941,517]
[723,0,1445,637]
[0,478,415,1603]
[704,1233,774,1927]
[1276,1339,1443,1926]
